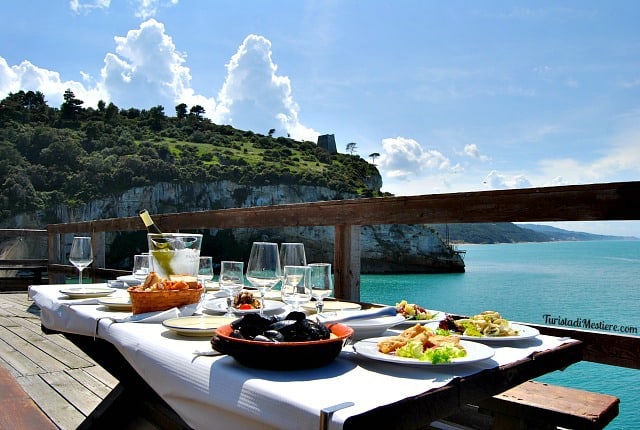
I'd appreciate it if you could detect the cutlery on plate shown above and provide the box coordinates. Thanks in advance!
[316,306,397,323]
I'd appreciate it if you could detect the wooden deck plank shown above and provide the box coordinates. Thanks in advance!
[66,367,114,399]
[40,370,105,416]
[18,374,87,430]
[0,337,45,375]
[0,325,68,373]
[0,367,57,430]
[0,292,120,430]
[11,325,95,369]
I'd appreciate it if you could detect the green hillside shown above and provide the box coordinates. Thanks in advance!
[0,90,385,220]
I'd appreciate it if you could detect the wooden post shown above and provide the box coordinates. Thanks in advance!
[92,229,106,282]
[333,224,360,302]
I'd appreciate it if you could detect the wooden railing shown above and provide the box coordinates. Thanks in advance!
[4,181,639,371]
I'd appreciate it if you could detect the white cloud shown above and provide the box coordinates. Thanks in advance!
[100,19,214,111]
[376,137,460,180]
[69,0,111,14]
[134,0,180,20]
[484,170,533,189]
[216,34,319,140]
[463,143,490,161]
[0,23,317,141]
[69,0,178,18]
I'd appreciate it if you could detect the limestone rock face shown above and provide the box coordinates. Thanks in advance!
[1,182,464,273]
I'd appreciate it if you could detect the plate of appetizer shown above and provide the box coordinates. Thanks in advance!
[353,323,495,366]
[430,311,540,342]
[203,297,285,315]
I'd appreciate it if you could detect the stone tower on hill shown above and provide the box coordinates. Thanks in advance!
[317,134,337,154]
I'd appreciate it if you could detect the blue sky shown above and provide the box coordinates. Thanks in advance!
[1,1,639,236]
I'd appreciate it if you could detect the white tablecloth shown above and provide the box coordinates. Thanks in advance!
[29,284,575,430]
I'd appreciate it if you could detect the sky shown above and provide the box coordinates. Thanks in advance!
[1,1,639,236]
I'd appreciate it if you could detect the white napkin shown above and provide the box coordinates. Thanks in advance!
[113,302,199,323]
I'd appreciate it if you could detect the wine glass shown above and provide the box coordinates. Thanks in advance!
[245,242,281,316]
[308,263,333,314]
[280,265,311,311]
[69,236,93,285]
[132,254,150,283]
[198,256,214,288]
[278,242,306,290]
[279,242,307,268]
[219,261,244,318]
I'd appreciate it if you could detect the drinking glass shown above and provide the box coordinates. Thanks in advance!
[308,263,333,314]
[279,242,307,268]
[69,236,93,285]
[219,261,244,318]
[198,256,214,287]
[246,242,281,316]
[280,265,311,311]
[132,254,150,283]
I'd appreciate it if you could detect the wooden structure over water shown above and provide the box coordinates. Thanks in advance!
[1,180,639,428]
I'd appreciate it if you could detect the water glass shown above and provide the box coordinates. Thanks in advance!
[280,265,311,311]
[246,242,281,316]
[69,236,93,285]
[308,263,333,314]
[219,261,244,318]
[198,256,214,287]
[132,254,150,282]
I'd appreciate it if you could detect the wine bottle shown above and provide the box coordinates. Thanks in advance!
[139,209,162,234]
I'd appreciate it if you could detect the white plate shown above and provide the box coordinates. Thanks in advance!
[423,321,540,342]
[98,296,132,310]
[60,287,115,299]
[203,298,285,315]
[331,314,406,340]
[162,315,237,337]
[302,301,362,313]
[353,337,495,366]
[392,309,444,327]
[117,275,142,286]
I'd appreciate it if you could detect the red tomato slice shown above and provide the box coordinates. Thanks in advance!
[238,304,253,310]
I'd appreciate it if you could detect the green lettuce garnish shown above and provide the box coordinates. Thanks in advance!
[395,340,467,364]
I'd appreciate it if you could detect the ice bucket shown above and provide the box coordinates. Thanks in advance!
[147,233,203,282]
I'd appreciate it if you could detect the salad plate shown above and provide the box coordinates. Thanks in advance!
[392,310,444,327]
[98,296,132,310]
[59,286,115,299]
[203,298,285,315]
[423,321,540,342]
[162,315,237,337]
[353,337,495,366]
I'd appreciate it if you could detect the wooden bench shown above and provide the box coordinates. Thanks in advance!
[477,380,620,430]
[0,259,47,291]
[0,366,57,430]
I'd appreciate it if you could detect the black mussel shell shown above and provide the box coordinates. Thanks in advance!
[232,314,277,339]
[283,311,307,321]
[262,330,285,342]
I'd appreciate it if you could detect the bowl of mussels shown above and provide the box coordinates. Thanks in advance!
[211,311,353,370]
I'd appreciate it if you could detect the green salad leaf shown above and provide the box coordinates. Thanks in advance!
[395,340,467,364]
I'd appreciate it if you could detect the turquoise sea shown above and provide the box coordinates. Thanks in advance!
[361,240,639,430]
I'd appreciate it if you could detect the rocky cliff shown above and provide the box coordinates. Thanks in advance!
[3,181,464,274]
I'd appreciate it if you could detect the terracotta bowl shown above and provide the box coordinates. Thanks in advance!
[211,323,353,370]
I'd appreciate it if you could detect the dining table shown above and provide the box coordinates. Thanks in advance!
[28,283,583,430]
